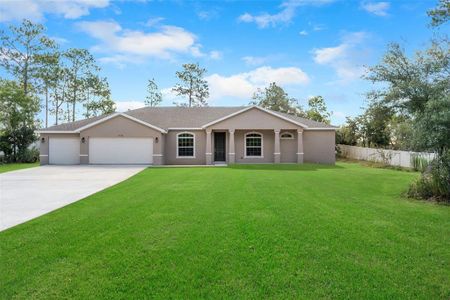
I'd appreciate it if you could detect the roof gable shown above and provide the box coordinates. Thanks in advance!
[202,106,308,129]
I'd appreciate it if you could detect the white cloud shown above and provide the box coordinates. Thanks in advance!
[209,51,222,60]
[0,0,109,22]
[299,30,308,36]
[206,66,310,100]
[238,0,334,28]
[78,20,221,64]
[242,56,269,66]
[361,1,390,16]
[145,17,165,27]
[77,20,200,60]
[312,32,369,82]
[115,101,145,112]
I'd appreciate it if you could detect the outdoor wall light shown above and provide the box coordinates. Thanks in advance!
[41,137,45,143]
[81,137,86,144]
[155,137,159,143]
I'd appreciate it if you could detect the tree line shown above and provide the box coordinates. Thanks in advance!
[338,0,449,201]
[0,19,115,162]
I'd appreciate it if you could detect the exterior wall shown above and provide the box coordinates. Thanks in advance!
[234,130,275,163]
[80,115,164,165]
[39,133,80,165]
[165,130,206,165]
[206,107,300,131]
[280,130,297,163]
[303,130,336,164]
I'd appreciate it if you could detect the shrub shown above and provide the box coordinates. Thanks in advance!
[18,147,40,163]
[411,154,431,172]
[408,150,450,202]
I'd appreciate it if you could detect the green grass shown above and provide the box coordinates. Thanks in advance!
[1,163,449,299]
[0,162,39,174]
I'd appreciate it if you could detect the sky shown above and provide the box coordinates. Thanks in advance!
[0,0,443,125]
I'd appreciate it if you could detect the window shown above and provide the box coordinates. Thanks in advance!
[280,132,294,139]
[245,132,263,157]
[177,132,195,158]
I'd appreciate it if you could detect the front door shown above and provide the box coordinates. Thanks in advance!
[214,132,226,162]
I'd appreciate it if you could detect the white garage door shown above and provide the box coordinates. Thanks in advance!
[89,137,153,164]
[49,137,80,165]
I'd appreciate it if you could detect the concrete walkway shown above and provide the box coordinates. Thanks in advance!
[0,165,147,231]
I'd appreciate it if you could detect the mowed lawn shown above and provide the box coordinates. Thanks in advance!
[0,162,39,174]
[1,163,449,299]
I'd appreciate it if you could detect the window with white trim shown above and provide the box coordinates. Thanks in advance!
[177,132,195,157]
[280,132,294,139]
[245,132,263,157]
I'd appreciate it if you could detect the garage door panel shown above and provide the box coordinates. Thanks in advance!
[89,138,153,164]
[49,138,80,165]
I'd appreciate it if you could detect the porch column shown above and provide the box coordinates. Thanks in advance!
[297,130,304,163]
[206,130,212,165]
[228,129,235,164]
[274,130,281,163]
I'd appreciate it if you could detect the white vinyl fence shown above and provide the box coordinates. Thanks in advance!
[337,144,436,168]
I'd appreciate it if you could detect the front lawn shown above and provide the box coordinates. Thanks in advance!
[1,163,449,299]
[0,162,39,174]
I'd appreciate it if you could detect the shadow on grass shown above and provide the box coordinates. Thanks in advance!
[228,163,344,171]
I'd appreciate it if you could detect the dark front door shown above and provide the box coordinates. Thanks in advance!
[214,132,226,162]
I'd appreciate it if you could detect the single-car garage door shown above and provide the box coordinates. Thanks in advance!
[89,137,153,164]
[49,137,80,165]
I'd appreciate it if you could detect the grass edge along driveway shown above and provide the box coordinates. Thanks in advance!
[0,162,39,174]
[1,163,449,299]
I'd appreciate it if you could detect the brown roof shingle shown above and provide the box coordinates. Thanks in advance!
[40,106,336,131]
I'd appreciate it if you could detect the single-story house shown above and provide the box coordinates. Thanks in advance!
[38,106,336,165]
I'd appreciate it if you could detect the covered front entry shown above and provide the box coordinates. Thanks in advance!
[89,137,153,164]
[214,132,226,162]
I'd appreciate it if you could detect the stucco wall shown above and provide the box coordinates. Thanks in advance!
[206,107,301,131]
[303,130,335,164]
[234,130,275,163]
[80,115,164,165]
[165,130,206,165]
[39,133,80,165]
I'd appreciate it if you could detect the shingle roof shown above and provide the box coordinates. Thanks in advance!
[40,106,336,132]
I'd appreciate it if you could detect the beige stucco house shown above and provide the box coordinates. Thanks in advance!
[38,106,336,165]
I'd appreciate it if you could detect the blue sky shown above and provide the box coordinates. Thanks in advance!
[0,0,441,124]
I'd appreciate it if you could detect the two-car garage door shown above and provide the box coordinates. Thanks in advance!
[49,137,153,164]
[89,137,153,164]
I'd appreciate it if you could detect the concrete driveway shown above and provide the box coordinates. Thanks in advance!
[0,165,148,231]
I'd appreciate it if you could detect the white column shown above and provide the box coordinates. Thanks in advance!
[228,130,235,164]
[206,130,212,165]
[297,130,304,163]
[274,130,280,163]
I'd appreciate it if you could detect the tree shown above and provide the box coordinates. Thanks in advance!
[145,78,162,107]
[0,19,55,96]
[0,80,39,162]
[305,96,331,124]
[36,49,59,128]
[83,74,111,118]
[64,48,99,122]
[359,102,394,148]
[336,117,359,146]
[428,0,450,27]
[84,98,116,117]
[250,82,305,117]
[172,63,209,107]
[364,42,449,153]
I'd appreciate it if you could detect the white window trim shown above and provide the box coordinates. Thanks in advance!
[176,132,196,159]
[244,131,264,158]
[280,132,294,139]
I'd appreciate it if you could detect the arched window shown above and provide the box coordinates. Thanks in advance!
[177,132,195,158]
[280,132,294,139]
[245,132,263,157]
